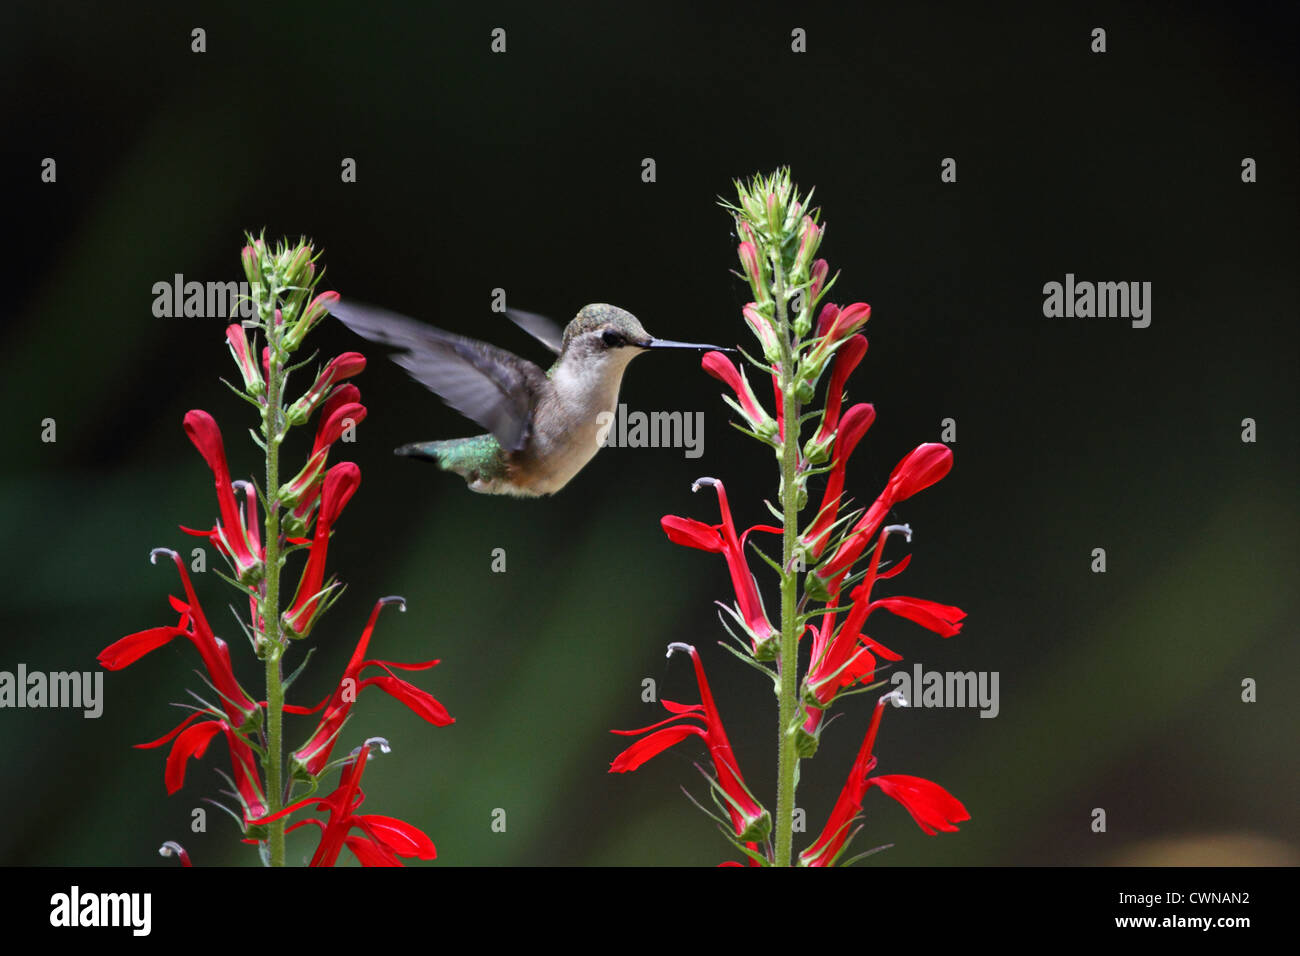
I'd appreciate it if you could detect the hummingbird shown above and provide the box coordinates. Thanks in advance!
[329,300,733,496]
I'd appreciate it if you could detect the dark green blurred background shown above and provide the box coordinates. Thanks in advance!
[2,2,1296,866]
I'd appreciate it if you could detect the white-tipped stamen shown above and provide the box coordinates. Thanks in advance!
[150,547,178,564]
[691,476,719,493]
[379,595,407,612]
[666,642,694,659]
[884,523,912,543]
[880,689,908,708]
[362,735,392,755]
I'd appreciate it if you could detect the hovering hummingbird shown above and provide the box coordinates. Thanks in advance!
[330,301,733,496]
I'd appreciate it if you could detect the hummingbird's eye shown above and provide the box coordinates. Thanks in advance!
[601,330,624,348]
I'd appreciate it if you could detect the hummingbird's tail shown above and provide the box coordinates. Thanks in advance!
[394,433,509,489]
[393,440,449,465]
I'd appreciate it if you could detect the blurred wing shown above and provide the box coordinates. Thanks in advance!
[330,299,548,451]
[506,308,564,355]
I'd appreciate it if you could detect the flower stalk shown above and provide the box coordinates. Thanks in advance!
[613,169,970,866]
[103,235,452,866]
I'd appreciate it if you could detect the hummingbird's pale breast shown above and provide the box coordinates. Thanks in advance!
[515,345,644,495]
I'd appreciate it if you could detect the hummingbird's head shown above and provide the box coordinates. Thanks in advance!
[560,304,652,361]
[560,304,735,365]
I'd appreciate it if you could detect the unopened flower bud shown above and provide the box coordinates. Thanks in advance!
[225,324,263,396]
[284,291,340,351]
[742,303,782,364]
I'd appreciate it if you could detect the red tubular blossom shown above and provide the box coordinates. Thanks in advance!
[283,463,361,637]
[611,644,769,842]
[183,410,263,582]
[288,352,367,423]
[801,692,969,865]
[702,351,775,437]
[807,335,868,457]
[818,442,954,587]
[802,402,876,558]
[257,741,436,866]
[293,598,453,776]
[139,714,267,820]
[660,478,778,652]
[101,550,257,724]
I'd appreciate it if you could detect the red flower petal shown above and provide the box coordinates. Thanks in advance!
[609,725,703,772]
[164,721,224,794]
[661,515,723,552]
[355,814,437,860]
[870,596,966,637]
[98,626,183,670]
[868,774,970,835]
[359,674,454,726]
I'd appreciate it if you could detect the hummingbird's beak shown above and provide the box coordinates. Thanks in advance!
[642,338,737,353]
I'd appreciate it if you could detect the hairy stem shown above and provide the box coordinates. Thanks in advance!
[773,258,801,867]
[262,303,286,867]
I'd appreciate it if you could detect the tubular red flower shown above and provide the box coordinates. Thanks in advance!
[257,741,436,867]
[818,442,953,587]
[292,598,453,776]
[807,334,868,453]
[802,693,969,865]
[289,352,367,423]
[801,693,890,866]
[802,402,876,558]
[183,410,263,581]
[283,462,361,637]
[660,478,777,652]
[101,550,257,723]
[702,351,773,435]
[139,714,267,820]
[611,644,769,842]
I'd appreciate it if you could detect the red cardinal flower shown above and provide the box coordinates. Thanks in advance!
[702,351,776,439]
[292,596,453,777]
[99,549,258,725]
[802,402,876,559]
[283,462,361,638]
[134,710,268,820]
[256,739,437,866]
[288,351,367,424]
[801,690,969,866]
[181,410,263,583]
[816,442,954,590]
[284,386,367,528]
[660,478,780,654]
[805,334,868,463]
[611,643,770,843]
[804,524,963,734]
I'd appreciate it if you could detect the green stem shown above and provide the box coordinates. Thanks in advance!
[773,264,801,867]
[262,305,286,868]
